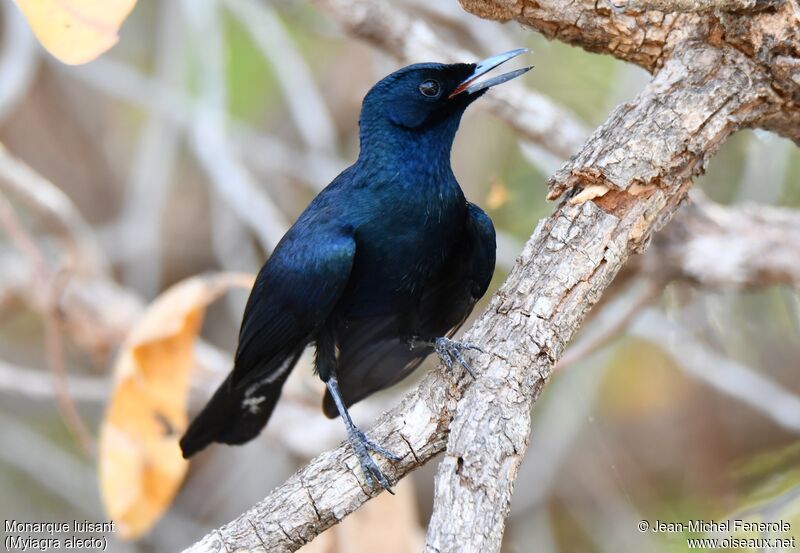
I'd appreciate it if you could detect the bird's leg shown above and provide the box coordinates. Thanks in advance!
[409,336,483,378]
[325,375,402,493]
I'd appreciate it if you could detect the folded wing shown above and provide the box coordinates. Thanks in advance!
[181,224,356,456]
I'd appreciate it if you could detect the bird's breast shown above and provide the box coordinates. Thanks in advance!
[341,189,465,316]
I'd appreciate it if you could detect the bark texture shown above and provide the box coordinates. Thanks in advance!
[611,0,783,13]
[458,0,800,141]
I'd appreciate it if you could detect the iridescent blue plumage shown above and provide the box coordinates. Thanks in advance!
[180,50,531,491]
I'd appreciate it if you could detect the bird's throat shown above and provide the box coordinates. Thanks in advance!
[357,106,464,168]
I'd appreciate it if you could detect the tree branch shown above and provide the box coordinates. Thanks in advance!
[648,193,800,289]
[458,0,800,141]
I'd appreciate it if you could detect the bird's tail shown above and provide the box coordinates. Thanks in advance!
[180,349,303,458]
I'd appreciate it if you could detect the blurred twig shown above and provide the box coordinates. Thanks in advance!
[58,58,345,186]
[632,309,800,433]
[311,0,587,160]
[0,360,109,402]
[184,0,290,252]
[0,144,106,275]
[0,143,233,376]
[0,1,38,123]
[225,0,338,154]
[52,57,293,255]
[647,192,800,290]
[208,196,264,319]
[120,2,184,298]
[0,192,94,455]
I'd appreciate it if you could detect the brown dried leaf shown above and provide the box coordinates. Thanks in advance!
[14,0,137,65]
[98,272,254,539]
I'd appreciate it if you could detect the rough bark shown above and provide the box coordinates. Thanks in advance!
[611,0,783,13]
[458,0,800,142]
[182,40,774,553]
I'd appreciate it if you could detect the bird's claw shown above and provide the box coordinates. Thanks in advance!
[433,337,483,378]
[360,430,403,462]
[348,428,400,493]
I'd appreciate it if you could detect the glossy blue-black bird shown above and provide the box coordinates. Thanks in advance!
[180,49,532,490]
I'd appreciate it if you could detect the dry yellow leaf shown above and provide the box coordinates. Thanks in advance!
[99,272,254,539]
[14,0,137,65]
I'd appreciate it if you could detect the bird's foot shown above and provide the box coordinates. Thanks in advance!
[347,427,402,493]
[433,337,483,378]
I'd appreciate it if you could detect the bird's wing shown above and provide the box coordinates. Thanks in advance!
[440,201,496,318]
[322,202,496,417]
[407,201,495,340]
[181,222,356,457]
[231,224,356,389]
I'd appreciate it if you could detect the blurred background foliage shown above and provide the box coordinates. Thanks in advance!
[0,0,799,551]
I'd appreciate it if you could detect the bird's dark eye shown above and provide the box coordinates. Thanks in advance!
[418,79,440,98]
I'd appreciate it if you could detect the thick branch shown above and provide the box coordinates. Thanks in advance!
[458,0,800,141]
[459,0,692,71]
[547,48,772,200]
[182,43,768,553]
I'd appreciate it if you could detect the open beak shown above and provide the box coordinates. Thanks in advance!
[449,48,532,98]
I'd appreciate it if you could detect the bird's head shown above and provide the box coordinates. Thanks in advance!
[357,49,532,161]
